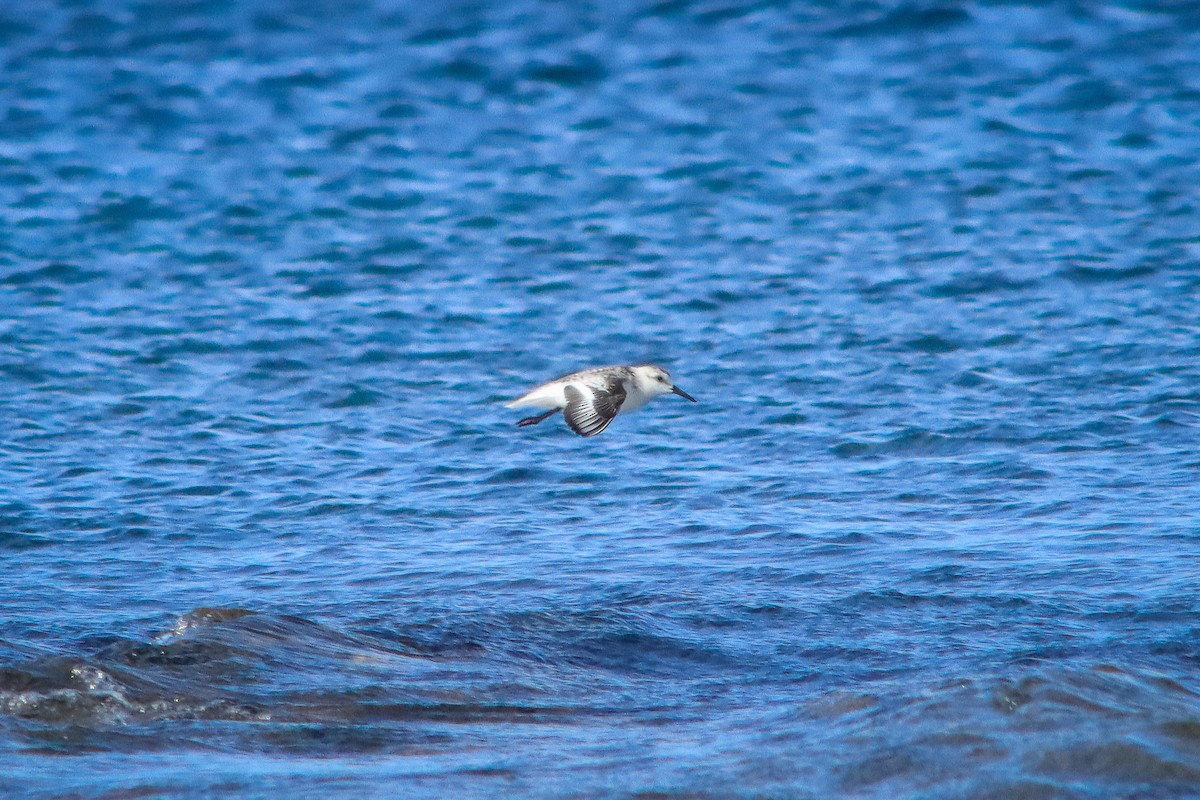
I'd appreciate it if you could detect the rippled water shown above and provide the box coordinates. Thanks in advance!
[3,0,1200,797]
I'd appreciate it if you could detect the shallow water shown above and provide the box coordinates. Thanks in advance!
[3,0,1200,797]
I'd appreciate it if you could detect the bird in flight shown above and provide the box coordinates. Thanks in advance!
[507,364,697,437]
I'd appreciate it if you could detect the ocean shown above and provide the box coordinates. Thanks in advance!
[2,1,1199,797]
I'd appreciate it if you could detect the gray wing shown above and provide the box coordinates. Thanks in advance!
[563,381,626,437]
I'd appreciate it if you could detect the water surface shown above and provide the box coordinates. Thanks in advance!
[2,1,1200,797]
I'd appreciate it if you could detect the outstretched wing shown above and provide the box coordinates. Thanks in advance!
[563,381,625,437]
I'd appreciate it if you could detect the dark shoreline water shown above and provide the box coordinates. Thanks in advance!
[3,0,1200,797]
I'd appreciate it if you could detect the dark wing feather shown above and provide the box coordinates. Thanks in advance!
[563,382,625,437]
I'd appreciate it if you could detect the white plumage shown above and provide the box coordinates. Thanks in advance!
[507,364,697,437]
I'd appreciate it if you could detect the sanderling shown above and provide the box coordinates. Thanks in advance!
[507,364,697,437]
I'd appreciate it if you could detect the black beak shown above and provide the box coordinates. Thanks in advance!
[671,385,697,402]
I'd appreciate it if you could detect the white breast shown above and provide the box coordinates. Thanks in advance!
[620,384,653,412]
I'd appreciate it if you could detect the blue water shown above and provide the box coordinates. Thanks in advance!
[3,0,1200,797]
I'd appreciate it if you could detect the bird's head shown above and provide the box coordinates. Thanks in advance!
[632,364,697,402]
